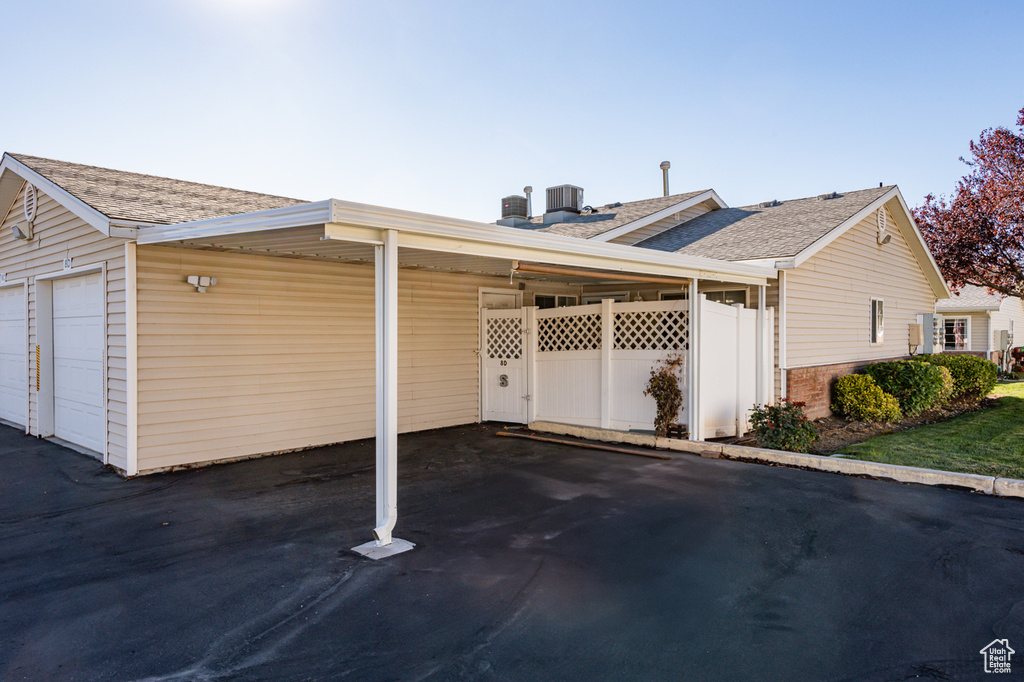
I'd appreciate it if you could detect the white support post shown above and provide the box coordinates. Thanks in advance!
[778,270,787,400]
[600,298,613,429]
[687,279,701,441]
[733,303,744,436]
[756,284,766,406]
[525,306,537,424]
[354,228,414,559]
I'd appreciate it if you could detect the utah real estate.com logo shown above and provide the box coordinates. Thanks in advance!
[980,639,1014,674]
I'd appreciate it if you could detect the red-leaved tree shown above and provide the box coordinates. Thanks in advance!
[914,106,1024,297]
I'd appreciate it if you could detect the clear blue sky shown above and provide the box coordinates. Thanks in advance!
[3,0,1022,223]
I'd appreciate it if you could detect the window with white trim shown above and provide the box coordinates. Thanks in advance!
[944,317,969,351]
[705,289,747,306]
[658,290,689,301]
[870,298,884,344]
[582,292,628,304]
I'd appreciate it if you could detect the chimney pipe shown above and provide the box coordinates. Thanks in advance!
[660,161,671,197]
[524,186,533,218]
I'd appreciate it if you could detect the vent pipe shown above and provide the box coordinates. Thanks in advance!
[524,186,533,218]
[660,161,671,197]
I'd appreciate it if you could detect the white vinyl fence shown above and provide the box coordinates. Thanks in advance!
[481,296,773,439]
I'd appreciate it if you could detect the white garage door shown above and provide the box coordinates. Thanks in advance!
[0,286,26,427]
[53,273,104,454]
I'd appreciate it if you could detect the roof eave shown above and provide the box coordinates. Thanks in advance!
[588,190,727,243]
[0,154,113,237]
[137,198,778,285]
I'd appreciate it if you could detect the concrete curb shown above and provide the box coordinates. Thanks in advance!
[528,421,1022,499]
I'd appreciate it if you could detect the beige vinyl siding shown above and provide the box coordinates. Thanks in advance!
[0,184,128,468]
[970,313,988,353]
[784,206,936,368]
[608,202,714,246]
[135,246,507,472]
[989,298,1024,350]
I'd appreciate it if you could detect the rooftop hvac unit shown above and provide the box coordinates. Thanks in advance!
[546,184,584,214]
[501,195,529,220]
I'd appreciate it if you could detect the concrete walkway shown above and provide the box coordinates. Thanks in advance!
[1,424,1022,680]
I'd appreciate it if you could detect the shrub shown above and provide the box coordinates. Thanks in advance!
[916,354,998,401]
[644,353,684,437]
[831,374,902,422]
[862,360,947,416]
[935,366,955,405]
[749,399,818,453]
[1013,370,1024,381]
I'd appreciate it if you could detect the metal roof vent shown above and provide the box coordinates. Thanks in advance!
[758,200,780,208]
[23,184,37,223]
[816,192,838,201]
[546,185,584,214]
[501,195,528,220]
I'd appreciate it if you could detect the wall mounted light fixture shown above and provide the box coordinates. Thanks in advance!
[186,275,217,293]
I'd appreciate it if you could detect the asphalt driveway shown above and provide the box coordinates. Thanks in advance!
[1,423,1022,681]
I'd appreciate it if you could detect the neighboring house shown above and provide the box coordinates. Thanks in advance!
[935,284,1024,368]
[506,184,951,419]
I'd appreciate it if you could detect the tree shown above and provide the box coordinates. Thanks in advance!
[914,106,1024,297]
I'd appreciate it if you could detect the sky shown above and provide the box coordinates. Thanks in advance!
[2,0,1023,223]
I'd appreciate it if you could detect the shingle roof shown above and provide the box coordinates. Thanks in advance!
[8,153,307,225]
[512,190,712,239]
[635,186,895,261]
[935,284,1005,311]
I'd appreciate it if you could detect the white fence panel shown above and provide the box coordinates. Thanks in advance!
[698,300,740,437]
[533,304,603,426]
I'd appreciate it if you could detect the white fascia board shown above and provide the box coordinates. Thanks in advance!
[788,187,951,300]
[588,190,728,243]
[935,305,1001,313]
[0,155,112,236]
[326,199,776,285]
[890,189,952,299]
[135,200,333,244]
[790,187,899,268]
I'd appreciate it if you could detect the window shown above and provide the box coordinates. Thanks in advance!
[582,292,628,304]
[658,290,688,301]
[944,317,969,351]
[870,298,884,344]
[534,294,577,309]
[705,289,747,306]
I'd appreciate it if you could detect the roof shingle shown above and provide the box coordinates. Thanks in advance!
[513,190,712,239]
[935,284,1005,311]
[635,186,895,261]
[9,153,307,225]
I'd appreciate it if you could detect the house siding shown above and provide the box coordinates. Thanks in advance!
[134,246,506,472]
[0,184,128,468]
[784,206,936,370]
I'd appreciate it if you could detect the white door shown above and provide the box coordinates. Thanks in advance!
[481,308,528,423]
[52,273,104,454]
[0,286,26,427]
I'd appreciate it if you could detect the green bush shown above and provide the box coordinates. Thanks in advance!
[831,374,902,422]
[935,366,955,405]
[916,354,998,401]
[749,399,819,453]
[862,360,947,416]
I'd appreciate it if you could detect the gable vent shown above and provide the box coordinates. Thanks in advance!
[23,184,37,223]
[877,207,887,233]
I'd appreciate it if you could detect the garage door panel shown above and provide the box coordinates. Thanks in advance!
[0,287,26,427]
[53,272,103,454]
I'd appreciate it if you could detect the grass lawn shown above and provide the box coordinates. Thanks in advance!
[841,383,1024,479]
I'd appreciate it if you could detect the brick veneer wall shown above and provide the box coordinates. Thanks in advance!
[786,357,907,420]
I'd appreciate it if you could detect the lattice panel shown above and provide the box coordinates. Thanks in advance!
[486,316,522,359]
[537,314,602,352]
[614,310,689,350]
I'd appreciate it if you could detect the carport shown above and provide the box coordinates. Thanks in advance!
[136,199,777,555]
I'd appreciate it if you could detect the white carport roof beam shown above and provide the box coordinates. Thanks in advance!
[136,197,777,286]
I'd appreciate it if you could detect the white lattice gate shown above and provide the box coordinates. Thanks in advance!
[481,308,528,422]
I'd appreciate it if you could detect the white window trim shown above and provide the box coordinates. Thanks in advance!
[943,315,972,352]
[478,287,522,310]
[870,297,885,346]
[657,289,689,301]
